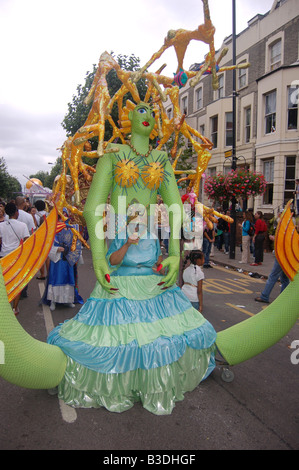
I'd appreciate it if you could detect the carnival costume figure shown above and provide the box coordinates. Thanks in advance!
[47,102,216,414]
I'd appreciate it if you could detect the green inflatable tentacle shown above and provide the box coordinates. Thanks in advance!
[0,266,67,389]
[216,273,299,366]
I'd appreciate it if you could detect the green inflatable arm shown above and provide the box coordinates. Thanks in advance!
[83,153,114,292]
[0,265,67,389]
[216,273,299,365]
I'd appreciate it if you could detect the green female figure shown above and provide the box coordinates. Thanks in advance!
[46,101,217,414]
[83,102,183,291]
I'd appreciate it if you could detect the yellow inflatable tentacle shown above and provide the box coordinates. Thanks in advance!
[0,207,58,302]
[275,201,299,280]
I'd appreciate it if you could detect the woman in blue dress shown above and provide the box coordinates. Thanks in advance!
[43,211,83,311]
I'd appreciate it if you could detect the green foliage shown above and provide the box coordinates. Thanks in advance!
[163,134,194,189]
[0,157,22,201]
[26,53,146,193]
[30,158,63,190]
[61,52,146,147]
[28,170,49,186]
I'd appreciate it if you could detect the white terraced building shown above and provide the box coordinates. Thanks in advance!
[165,0,299,214]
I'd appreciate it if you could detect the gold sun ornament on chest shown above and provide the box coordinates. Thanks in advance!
[141,160,166,191]
[114,159,140,188]
[113,153,171,193]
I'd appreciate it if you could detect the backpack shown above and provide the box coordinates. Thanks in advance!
[248,223,255,237]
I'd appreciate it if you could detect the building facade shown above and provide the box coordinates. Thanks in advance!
[165,0,299,213]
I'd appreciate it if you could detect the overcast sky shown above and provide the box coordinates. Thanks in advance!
[0,0,274,191]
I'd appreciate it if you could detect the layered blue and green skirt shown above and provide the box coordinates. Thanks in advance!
[47,237,216,415]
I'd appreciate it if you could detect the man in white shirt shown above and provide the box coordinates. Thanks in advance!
[0,202,30,314]
[15,196,36,234]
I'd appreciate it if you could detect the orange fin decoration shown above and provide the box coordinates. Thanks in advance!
[0,206,58,302]
[275,200,299,281]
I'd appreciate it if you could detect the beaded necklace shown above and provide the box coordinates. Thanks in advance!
[127,140,152,158]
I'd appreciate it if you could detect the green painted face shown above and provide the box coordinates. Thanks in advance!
[129,103,156,137]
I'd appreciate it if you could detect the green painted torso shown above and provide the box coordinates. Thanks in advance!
[109,144,170,211]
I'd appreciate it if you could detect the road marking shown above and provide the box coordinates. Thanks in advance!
[225,303,255,317]
[203,279,253,294]
[58,399,77,423]
[38,282,78,424]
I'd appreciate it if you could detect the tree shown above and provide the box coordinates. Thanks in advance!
[61,53,146,142]
[163,134,194,189]
[44,158,63,189]
[29,159,63,191]
[29,170,49,186]
[0,157,22,201]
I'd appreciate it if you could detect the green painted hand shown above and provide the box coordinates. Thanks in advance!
[93,259,118,293]
[158,256,180,288]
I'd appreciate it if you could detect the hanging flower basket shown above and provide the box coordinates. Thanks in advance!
[203,173,227,203]
[204,169,267,205]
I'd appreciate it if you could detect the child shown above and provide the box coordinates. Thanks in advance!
[181,250,205,312]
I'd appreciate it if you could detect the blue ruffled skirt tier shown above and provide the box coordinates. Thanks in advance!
[47,275,216,415]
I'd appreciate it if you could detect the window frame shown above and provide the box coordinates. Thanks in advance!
[264,90,276,135]
[213,74,225,101]
[287,85,298,130]
[225,112,233,148]
[237,56,249,90]
[181,95,188,115]
[269,39,282,71]
[284,155,296,205]
[194,86,203,111]
[244,106,251,143]
[263,158,274,205]
[210,115,218,148]
[265,32,284,74]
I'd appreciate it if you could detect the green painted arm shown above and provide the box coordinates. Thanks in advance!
[83,154,114,292]
[216,273,299,365]
[0,266,66,389]
[159,159,184,287]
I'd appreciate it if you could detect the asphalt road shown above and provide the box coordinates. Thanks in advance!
[0,248,298,451]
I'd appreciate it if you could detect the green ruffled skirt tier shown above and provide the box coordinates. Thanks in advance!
[48,275,216,415]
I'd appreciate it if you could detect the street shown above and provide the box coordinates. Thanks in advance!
[0,247,298,450]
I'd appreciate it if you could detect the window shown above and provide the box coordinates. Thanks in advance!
[181,96,188,115]
[284,156,296,205]
[210,115,218,148]
[263,159,274,205]
[245,107,251,143]
[218,75,224,99]
[167,107,172,119]
[269,40,281,71]
[209,167,216,177]
[195,87,203,110]
[238,62,247,89]
[199,124,205,140]
[265,91,276,134]
[287,85,298,130]
[225,112,233,147]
